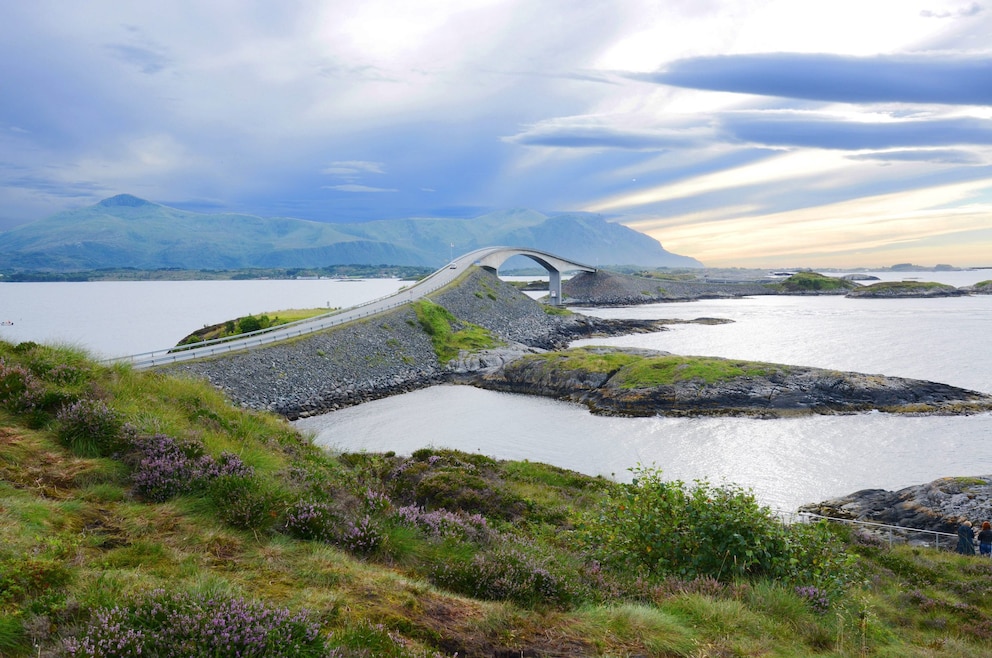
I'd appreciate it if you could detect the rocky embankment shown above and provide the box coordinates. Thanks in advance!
[800,476,992,535]
[474,345,992,418]
[159,268,670,418]
[562,270,772,305]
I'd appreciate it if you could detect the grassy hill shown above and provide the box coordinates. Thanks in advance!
[3,340,992,656]
[0,195,702,272]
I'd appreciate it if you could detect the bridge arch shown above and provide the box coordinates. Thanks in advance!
[469,247,596,305]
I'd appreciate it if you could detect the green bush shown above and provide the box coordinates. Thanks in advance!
[583,467,788,581]
[582,467,854,603]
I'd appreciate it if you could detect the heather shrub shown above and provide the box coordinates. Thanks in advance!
[341,515,384,555]
[394,504,491,543]
[0,358,71,426]
[129,433,256,503]
[283,500,341,542]
[208,475,283,532]
[61,589,326,657]
[55,399,125,457]
[429,540,582,608]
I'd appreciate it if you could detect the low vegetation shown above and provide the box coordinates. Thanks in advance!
[514,347,782,388]
[3,340,992,656]
[412,299,503,363]
[770,271,858,292]
[177,309,332,346]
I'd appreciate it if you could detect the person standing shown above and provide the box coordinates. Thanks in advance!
[957,521,976,555]
[978,521,992,557]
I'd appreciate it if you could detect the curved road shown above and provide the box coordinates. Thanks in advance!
[115,246,592,370]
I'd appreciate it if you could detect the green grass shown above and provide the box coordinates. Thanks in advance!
[5,340,992,656]
[614,354,779,387]
[516,347,782,387]
[412,299,503,362]
[860,280,956,291]
[772,271,858,292]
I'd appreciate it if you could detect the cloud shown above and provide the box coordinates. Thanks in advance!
[321,161,386,176]
[322,184,398,193]
[722,113,992,150]
[504,119,710,149]
[921,3,983,18]
[638,53,992,105]
[105,43,171,74]
[848,149,985,165]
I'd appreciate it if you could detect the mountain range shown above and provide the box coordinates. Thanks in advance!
[0,194,702,271]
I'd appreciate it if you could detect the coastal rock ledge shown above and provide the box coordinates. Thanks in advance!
[800,476,992,534]
[474,346,992,418]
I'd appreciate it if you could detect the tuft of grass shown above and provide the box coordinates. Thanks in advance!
[413,299,502,363]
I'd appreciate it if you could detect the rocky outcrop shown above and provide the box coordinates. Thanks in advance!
[474,346,992,418]
[562,270,772,306]
[846,281,966,298]
[963,279,992,295]
[799,476,992,534]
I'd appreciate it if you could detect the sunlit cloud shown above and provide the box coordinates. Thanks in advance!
[585,150,854,212]
[633,178,992,267]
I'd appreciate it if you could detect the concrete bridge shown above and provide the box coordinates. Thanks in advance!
[117,246,595,370]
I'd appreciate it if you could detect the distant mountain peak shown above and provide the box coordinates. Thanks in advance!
[97,194,155,208]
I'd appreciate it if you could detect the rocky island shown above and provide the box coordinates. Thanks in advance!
[474,345,992,418]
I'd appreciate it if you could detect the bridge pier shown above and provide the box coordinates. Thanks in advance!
[548,269,562,305]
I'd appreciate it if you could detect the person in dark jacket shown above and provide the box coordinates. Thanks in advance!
[957,521,976,555]
[978,521,992,557]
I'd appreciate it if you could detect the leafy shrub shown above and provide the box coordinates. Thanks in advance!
[61,589,325,657]
[583,467,854,599]
[583,466,788,581]
[55,399,125,457]
[0,556,71,607]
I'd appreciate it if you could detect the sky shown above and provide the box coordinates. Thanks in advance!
[1,1,991,268]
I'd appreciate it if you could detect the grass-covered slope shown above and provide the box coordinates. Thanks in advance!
[4,341,992,656]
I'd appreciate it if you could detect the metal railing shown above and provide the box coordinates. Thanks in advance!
[796,511,958,550]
